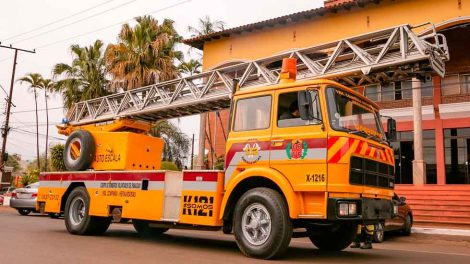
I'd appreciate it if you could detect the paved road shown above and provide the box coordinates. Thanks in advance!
[1,207,470,264]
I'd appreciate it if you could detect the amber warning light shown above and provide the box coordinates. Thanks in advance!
[279,58,297,83]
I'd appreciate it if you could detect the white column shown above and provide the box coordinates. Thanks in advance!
[196,113,207,169]
[412,77,426,184]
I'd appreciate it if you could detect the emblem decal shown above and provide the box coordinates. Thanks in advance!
[242,143,261,164]
[286,139,308,160]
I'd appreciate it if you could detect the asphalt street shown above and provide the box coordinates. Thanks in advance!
[1,206,470,264]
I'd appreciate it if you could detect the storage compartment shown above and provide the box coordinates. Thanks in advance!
[91,132,164,171]
[179,170,224,226]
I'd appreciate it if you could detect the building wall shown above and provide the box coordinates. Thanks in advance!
[201,0,470,70]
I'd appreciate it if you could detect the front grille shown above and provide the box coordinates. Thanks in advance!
[350,156,394,189]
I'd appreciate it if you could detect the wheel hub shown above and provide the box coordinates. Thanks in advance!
[242,203,272,246]
[70,197,86,226]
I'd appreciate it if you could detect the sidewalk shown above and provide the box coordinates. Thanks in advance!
[413,226,470,237]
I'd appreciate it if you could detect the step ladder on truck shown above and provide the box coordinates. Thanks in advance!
[37,23,449,259]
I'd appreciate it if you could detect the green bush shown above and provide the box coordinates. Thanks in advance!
[50,144,66,171]
[21,169,39,186]
[160,161,179,171]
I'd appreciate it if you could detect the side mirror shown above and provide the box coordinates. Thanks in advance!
[298,91,313,121]
[386,118,397,142]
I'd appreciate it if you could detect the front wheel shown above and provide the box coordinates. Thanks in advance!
[309,223,356,251]
[373,222,385,243]
[233,187,292,259]
[18,209,31,216]
[64,187,111,235]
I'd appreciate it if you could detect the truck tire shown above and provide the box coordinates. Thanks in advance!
[309,223,356,251]
[132,220,168,237]
[402,214,412,236]
[18,209,31,216]
[64,187,111,235]
[64,130,95,171]
[233,187,292,259]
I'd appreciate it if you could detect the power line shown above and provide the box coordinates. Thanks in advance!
[0,0,192,63]
[0,0,118,41]
[10,128,65,141]
[34,0,192,50]
[10,106,64,114]
[11,0,137,45]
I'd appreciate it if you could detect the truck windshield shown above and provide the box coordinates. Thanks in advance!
[326,87,384,141]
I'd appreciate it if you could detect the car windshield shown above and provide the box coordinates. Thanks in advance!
[326,87,384,141]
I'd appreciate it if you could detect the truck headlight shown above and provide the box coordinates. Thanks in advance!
[338,202,358,217]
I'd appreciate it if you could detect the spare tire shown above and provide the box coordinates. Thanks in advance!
[64,130,95,171]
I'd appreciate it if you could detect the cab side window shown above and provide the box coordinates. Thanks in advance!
[233,95,272,131]
[277,90,321,127]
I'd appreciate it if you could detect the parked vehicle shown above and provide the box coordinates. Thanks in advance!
[10,182,39,215]
[373,193,413,243]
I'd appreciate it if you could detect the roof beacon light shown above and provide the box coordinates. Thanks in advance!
[279,58,297,83]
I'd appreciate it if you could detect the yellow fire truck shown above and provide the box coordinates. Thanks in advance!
[37,24,448,259]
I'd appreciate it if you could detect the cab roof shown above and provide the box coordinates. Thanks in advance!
[234,78,380,110]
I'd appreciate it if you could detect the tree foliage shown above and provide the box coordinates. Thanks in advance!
[178,59,202,76]
[160,161,179,171]
[50,144,66,172]
[5,154,21,173]
[21,168,39,186]
[187,15,226,37]
[151,120,190,169]
[106,16,183,90]
[52,40,110,109]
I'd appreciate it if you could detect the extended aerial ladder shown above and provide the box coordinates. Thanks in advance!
[64,23,448,127]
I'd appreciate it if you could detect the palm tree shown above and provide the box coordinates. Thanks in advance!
[18,73,43,169]
[187,15,226,37]
[38,78,55,171]
[178,59,202,76]
[105,15,183,90]
[52,40,110,110]
[151,120,190,169]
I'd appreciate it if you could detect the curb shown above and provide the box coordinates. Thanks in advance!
[412,227,470,237]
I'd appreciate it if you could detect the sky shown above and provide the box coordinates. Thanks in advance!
[0,0,324,162]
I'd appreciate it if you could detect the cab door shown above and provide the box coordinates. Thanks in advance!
[269,87,328,217]
[225,91,274,187]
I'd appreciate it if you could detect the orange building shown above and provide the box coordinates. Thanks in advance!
[185,0,470,227]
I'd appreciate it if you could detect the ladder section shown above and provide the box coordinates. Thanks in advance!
[66,24,449,125]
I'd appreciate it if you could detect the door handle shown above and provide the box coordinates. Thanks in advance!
[271,139,284,147]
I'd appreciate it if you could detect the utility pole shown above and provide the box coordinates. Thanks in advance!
[190,133,195,170]
[0,43,36,174]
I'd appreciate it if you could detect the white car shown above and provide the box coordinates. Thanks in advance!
[10,182,39,215]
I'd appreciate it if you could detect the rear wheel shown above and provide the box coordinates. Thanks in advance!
[64,187,111,235]
[233,187,292,259]
[49,213,61,219]
[18,209,31,216]
[373,222,385,243]
[132,220,168,237]
[309,223,356,251]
